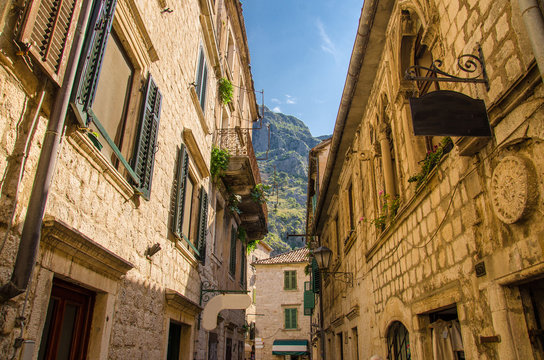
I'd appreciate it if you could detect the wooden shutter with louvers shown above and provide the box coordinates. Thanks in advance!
[172,144,189,238]
[312,258,321,293]
[200,64,207,110]
[229,226,236,276]
[19,0,84,86]
[304,281,315,315]
[196,186,208,263]
[195,48,207,110]
[131,74,162,199]
[71,0,117,125]
[240,246,245,286]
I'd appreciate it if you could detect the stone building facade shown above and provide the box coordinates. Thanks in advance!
[0,0,266,359]
[307,0,544,359]
[253,248,311,360]
[245,241,272,359]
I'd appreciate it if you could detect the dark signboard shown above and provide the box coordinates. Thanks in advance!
[410,90,491,137]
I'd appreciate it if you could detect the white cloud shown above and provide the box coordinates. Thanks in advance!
[316,18,338,60]
[285,94,296,105]
[272,106,282,113]
[270,98,281,104]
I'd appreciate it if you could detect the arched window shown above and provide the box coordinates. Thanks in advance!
[387,321,411,360]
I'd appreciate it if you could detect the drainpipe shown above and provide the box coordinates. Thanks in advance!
[519,0,544,78]
[0,0,94,301]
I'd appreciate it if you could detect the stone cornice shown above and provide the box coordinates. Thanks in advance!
[41,218,134,279]
[165,288,203,315]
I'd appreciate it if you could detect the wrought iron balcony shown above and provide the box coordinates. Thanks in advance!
[217,127,268,240]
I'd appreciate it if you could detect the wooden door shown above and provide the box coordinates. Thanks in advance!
[37,278,95,360]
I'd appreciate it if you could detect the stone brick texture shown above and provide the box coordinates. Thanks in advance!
[314,0,544,359]
[0,0,256,358]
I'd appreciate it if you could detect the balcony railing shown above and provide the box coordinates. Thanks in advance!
[217,127,262,185]
[217,126,268,239]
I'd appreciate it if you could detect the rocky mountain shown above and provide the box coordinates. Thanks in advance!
[252,106,324,255]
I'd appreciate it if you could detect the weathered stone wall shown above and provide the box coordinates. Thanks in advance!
[0,0,257,359]
[254,262,311,360]
[315,0,544,359]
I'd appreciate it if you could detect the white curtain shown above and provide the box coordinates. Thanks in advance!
[430,320,463,360]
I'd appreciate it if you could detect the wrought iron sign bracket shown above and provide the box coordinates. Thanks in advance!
[323,271,353,287]
[404,44,489,91]
[199,281,249,305]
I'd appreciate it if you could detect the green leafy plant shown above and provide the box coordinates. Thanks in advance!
[250,183,270,204]
[211,146,230,181]
[237,227,247,243]
[362,191,400,230]
[408,137,453,188]
[228,193,241,214]
[218,77,234,105]
[246,238,260,254]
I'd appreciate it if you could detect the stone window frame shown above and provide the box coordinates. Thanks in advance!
[173,152,205,266]
[69,0,159,200]
[284,270,298,291]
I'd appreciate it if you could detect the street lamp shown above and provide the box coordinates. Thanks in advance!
[311,246,354,359]
[312,246,353,286]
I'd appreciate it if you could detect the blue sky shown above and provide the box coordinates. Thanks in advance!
[242,0,363,137]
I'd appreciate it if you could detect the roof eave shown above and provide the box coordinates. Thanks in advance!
[312,0,395,236]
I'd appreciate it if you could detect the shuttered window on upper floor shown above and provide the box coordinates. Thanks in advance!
[19,0,84,85]
[195,46,208,111]
[171,144,208,263]
[68,0,161,200]
[284,270,297,290]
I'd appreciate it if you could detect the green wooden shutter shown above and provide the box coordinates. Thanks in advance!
[132,75,162,199]
[72,0,118,125]
[196,48,208,110]
[284,271,289,289]
[285,309,297,329]
[172,144,189,238]
[229,227,237,275]
[197,187,208,263]
[290,271,297,289]
[19,0,84,86]
[304,281,315,315]
[240,246,246,286]
[312,258,321,294]
[200,64,208,110]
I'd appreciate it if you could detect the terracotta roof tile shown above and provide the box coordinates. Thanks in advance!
[253,247,309,265]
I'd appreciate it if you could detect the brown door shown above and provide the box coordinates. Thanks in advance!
[38,278,95,360]
[521,279,544,360]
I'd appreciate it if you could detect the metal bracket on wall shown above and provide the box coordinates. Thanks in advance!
[404,44,489,91]
[323,271,354,287]
[199,281,249,305]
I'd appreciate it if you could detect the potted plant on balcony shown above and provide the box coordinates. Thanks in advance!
[211,146,230,182]
[218,77,234,105]
[250,183,270,204]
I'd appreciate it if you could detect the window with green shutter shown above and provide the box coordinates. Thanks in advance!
[69,0,161,199]
[196,187,208,263]
[240,245,246,286]
[284,271,297,290]
[304,281,315,315]
[311,258,321,294]
[284,308,297,329]
[19,0,84,85]
[229,226,237,276]
[171,145,207,260]
[195,47,208,111]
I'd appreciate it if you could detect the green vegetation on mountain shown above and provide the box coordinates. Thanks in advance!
[252,106,328,255]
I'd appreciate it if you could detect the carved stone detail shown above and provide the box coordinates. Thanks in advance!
[491,156,536,224]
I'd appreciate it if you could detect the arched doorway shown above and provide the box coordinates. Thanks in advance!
[387,321,411,360]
